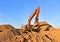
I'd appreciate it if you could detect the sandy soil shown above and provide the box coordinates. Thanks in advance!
[0,22,60,42]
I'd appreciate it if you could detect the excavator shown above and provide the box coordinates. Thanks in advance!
[27,6,40,31]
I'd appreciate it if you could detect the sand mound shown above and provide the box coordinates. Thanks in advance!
[0,22,60,42]
[39,22,55,31]
[0,24,15,31]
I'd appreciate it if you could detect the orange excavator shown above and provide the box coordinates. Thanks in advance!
[27,6,40,30]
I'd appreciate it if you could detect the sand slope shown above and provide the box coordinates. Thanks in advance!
[0,22,60,42]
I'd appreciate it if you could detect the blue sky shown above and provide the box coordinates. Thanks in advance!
[0,0,60,29]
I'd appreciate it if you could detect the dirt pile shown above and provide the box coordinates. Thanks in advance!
[0,22,60,42]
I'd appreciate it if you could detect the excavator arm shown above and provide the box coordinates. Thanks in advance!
[27,6,40,30]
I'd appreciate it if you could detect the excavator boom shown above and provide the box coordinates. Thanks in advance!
[27,6,40,29]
